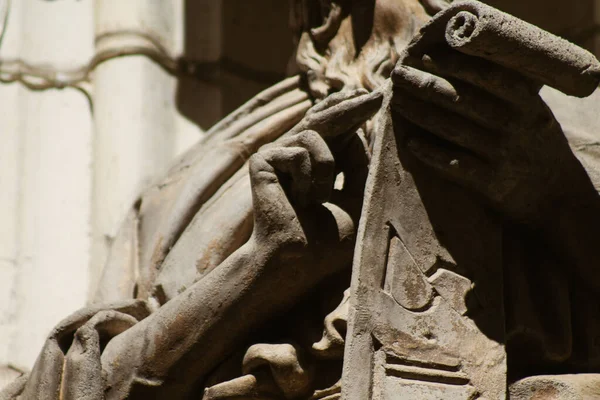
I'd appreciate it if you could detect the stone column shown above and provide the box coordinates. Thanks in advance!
[0,0,94,370]
[0,0,214,371]
[90,0,205,299]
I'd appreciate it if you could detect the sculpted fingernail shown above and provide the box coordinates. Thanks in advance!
[422,54,437,71]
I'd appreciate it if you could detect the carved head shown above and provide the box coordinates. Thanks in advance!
[290,0,450,98]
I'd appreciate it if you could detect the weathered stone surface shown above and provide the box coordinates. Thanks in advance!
[510,374,600,400]
[342,81,507,400]
[3,1,600,399]
[444,1,600,97]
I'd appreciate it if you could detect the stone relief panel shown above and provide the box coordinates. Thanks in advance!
[342,81,506,400]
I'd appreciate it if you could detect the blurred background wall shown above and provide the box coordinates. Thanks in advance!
[0,0,598,377]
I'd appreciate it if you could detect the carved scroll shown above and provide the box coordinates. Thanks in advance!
[404,0,600,97]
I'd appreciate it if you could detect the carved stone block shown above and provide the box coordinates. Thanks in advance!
[342,86,506,399]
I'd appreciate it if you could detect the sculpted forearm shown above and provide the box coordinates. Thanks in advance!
[103,212,353,399]
[101,241,268,397]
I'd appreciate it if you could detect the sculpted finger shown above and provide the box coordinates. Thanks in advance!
[0,373,29,400]
[18,300,148,400]
[279,130,336,203]
[249,153,304,242]
[419,48,540,106]
[406,132,492,192]
[393,90,501,159]
[392,64,517,133]
[295,89,384,138]
[51,299,150,341]
[62,311,138,400]
[308,88,369,114]
[19,339,64,400]
[259,146,313,206]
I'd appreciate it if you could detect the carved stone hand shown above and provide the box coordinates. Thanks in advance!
[97,89,382,399]
[390,46,600,296]
[252,89,382,251]
[391,48,595,225]
[7,300,150,400]
[0,88,382,400]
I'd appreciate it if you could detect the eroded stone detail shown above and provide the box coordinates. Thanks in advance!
[3,1,600,399]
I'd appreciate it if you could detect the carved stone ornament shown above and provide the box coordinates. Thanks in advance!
[3,1,600,399]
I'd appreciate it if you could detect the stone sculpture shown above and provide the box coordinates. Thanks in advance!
[2,0,600,399]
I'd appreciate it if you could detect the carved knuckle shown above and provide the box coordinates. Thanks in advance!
[289,146,310,163]
[249,153,275,175]
[295,129,323,147]
[421,74,438,92]
[74,324,96,345]
[274,230,309,252]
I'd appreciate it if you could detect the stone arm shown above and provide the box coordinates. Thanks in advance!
[101,132,355,398]
[102,89,382,399]
[1,89,382,400]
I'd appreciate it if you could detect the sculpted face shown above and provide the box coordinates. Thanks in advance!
[292,0,437,98]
